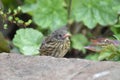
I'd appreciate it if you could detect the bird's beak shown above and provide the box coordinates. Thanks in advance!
[63,33,71,38]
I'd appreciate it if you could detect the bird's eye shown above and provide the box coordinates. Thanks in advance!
[58,34,62,37]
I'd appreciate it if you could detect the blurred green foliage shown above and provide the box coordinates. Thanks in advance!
[0,32,10,52]
[71,0,119,28]
[22,0,67,31]
[85,38,120,61]
[21,0,120,29]
[1,0,20,9]
[1,0,120,60]
[111,17,120,41]
[85,53,99,61]
[98,44,120,61]
[71,34,88,53]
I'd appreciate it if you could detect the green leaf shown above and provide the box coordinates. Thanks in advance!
[71,34,88,53]
[13,28,43,55]
[21,0,37,13]
[98,44,120,61]
[113,35,120,41]
[111,25,120,35]
[0,32,10,52]
[71,0,118,29]
[2,0,18,9]
[21,0,67,31]
[98,52,112,60]
[85,53,99,61]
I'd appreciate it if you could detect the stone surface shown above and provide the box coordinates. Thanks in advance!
[0,53,120,80]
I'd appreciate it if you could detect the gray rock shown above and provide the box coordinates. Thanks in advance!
[0,53,120,80]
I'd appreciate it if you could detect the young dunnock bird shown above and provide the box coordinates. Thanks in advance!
[39,27,71,57]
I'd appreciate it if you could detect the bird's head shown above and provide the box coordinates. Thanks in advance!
[51,27,71,41]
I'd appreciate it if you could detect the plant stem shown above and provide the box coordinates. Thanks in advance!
[67,0,72,20]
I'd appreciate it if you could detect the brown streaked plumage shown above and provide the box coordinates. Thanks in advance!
[39,27,71,57]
